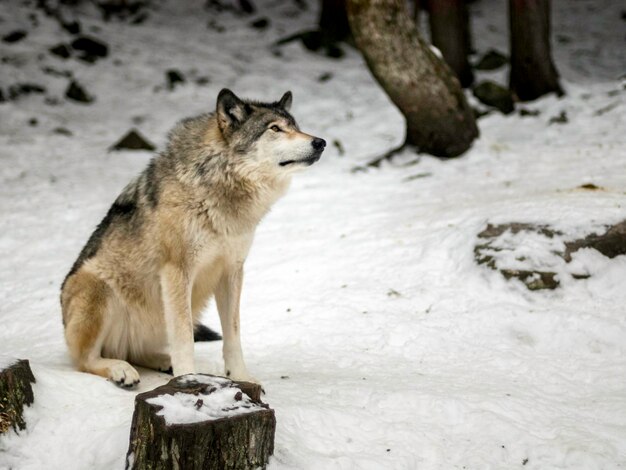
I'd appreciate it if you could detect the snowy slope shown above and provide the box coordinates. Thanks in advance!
[1,0,625,469]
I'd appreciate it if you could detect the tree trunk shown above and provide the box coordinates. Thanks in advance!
[509,0,563,101]
[427,0,474,87]
[126,375,275,470]
[0,359,36,434]
[347,0,478,158]
[319,0,351,43]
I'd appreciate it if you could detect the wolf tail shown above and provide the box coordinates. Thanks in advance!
[193,324,222,342]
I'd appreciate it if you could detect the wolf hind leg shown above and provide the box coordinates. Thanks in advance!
[62,271,140,388]
[132,352,172,374]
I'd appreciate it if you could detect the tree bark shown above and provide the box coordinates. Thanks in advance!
[509,0,563,101]
[0,359,36,434]
[427,0,474,87]
[319,0,351,43]
[347,0,478,158]
[126,375,275,470]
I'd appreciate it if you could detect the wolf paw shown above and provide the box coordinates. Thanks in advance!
[109,362,140,389]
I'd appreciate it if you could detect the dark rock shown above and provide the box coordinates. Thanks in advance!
[473,81,515,115]
[45,97,61,106]
[8,83,46,100]
[97,1,147,21]
[476,220,626,290]
[65,80,93,103]
[548,111,568,124]
[578,183,602,191]
[195,76,210,86]
[478,223,561,240]
[475,223,562,290]
[70,36,109,59]
[61,20,81,35]
[77,54,99,64]
[42,66,72,78]
[276,30,345,58]
[110,129,155,151]
[250,17,269,29]
[239,0,256,14]
[300,30,323,51]
[165,69,185,90]
[333,139,345,155]
[318,72,332,82]
[564,220,626,261]
[0,89,5,103]
[500,269,559,291]
[53,127,73,136]
[49,43,72,59]
[2,30,27,43]
[325,44,344,59]
[519,108,540,117]
[474,49,508,71]
[28,118,38,126]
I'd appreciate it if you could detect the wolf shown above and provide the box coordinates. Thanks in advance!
[61,89,326,388]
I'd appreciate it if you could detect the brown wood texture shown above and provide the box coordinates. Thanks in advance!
[346,0,478,157]
[0,359,36,434]
[126,375,275,470]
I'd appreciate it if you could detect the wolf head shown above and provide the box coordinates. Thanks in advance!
[216,89,326,172]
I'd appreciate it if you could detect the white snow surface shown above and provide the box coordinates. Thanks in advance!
[0,357,18,371]
[147,375,263,425]
[1,0,625,469]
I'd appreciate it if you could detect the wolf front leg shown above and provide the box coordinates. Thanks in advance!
[160,265,195,376]
[215,265,258,384]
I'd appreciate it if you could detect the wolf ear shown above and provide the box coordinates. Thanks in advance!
[216,89,248,134]
[278,91,292,111]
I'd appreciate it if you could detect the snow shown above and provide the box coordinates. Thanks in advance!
[1,0,625,469]
[0,357,18,371]
[146,375,264,425]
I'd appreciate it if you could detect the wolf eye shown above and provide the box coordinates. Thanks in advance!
[270,125,282,132]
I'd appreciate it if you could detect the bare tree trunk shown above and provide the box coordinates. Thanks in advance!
[319,0,350,43]
[347,0,478,158]
[427,0,474,87]
[509,0,563,101]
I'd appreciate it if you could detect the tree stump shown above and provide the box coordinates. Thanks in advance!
[0,358,36,434]
[126,374,275,470]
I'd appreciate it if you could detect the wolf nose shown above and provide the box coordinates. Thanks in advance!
[312,138,326,151]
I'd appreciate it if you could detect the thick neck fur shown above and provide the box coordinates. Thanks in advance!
[161,113,290,235]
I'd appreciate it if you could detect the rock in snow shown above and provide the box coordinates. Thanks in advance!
[473,81,515,115]
[109,129,156,151]
[65,80,93,103]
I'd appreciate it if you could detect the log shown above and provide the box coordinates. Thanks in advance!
[0,358,36,434]
[126,374,275,470]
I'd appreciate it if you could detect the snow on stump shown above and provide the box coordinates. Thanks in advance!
[0,358,36,434]
[126,374,275,470]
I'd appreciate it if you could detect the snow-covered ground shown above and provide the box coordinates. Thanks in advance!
[1,0,625,468]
